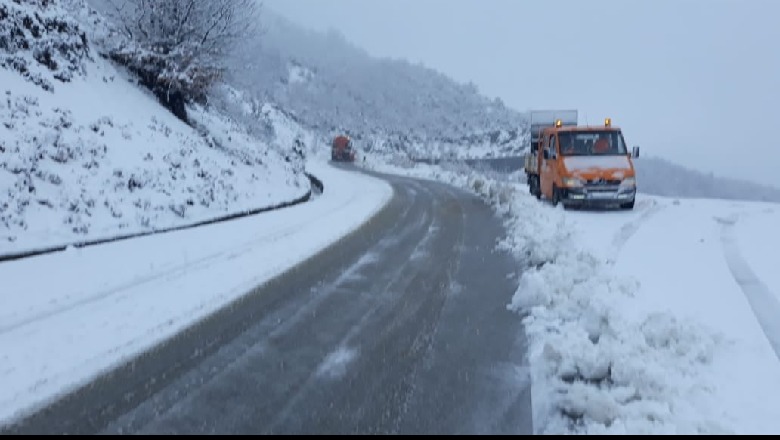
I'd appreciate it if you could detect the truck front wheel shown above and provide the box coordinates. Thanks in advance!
[551,185,560,207]
[530,176,541,200]
[528,175,539,198]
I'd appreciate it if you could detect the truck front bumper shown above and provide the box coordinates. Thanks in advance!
[563,187,635,206]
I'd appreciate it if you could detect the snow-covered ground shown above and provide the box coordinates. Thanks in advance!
[3,2,779,433]
[1,0,310,257]
[0,159,392,427]
[360,154,780,434]
[0,62,309,255]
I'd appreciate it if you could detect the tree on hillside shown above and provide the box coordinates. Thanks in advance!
[105,0,260,122]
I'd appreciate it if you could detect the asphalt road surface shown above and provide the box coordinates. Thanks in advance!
[4,166,533,435]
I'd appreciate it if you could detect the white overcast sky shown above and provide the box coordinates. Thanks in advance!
[265,0,780,187]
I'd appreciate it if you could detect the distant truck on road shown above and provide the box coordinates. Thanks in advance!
[524,110,640,210]
[331,135,356,162]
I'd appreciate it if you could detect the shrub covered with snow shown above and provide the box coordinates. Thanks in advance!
[207,84,321,165]
[101,1,256,121]
[0,0,89,91]
[356,129,527,162]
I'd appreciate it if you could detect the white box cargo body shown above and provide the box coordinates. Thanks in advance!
[529,110,578,148]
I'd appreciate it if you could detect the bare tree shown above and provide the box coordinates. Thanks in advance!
[105,0,260,121]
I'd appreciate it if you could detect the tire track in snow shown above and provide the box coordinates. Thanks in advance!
[0,220,304,334]
[99,237,401,435]
[717,216,780,361]
[0,192,363,335]
[262,183,448,434]
[608,200,664,261]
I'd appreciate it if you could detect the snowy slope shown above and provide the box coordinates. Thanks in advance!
[361,156,780,434]
[0,159,392,427]
[0,0,310,255]
[224,7,528,160]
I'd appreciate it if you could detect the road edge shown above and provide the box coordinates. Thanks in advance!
[0,173,323,264]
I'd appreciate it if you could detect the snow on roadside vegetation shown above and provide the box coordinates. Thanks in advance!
[0,0,310,254]
[355,129,527,162]
[359,151,771,434]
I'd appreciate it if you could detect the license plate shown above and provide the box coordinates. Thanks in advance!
[588,192,616,199]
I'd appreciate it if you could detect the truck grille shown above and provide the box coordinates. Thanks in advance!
[587,179,622,186]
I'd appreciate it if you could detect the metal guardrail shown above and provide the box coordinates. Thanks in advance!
[0,173,324,264]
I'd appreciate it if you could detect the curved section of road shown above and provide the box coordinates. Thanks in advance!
[2,167,532,435]
[0,160,391,427]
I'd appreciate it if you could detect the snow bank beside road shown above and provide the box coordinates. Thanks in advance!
[360,154,780,434]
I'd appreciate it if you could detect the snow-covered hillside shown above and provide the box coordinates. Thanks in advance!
[361,155,780,435]
[225,8,527,159]
[1,0,311,255]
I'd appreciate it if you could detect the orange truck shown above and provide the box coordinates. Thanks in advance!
[331,135,356,162]
[524,110,640,210]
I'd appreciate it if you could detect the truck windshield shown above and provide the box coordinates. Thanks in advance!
[558,131,627,156]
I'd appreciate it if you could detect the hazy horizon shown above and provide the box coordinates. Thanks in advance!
[265,0,780,189]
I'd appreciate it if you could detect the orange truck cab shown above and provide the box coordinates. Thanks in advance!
[524,111,640,210]
[331,135,356,162]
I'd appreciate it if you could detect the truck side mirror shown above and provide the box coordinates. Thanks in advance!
[632,146,640,159]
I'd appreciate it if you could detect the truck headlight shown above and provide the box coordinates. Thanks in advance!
[620,177,636,189]
[563,177,584,188]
